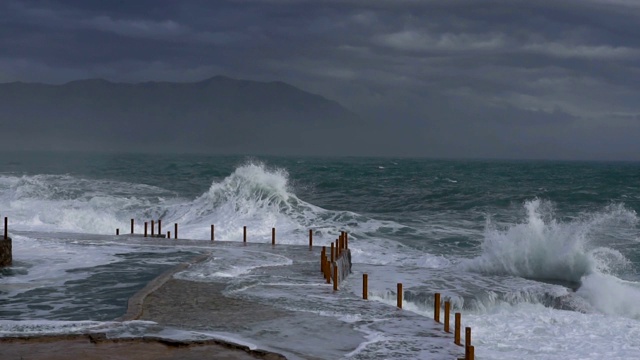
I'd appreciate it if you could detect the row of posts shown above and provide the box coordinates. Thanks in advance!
[319,231,349,291]
[117,219,177,239]
[361,274,475,360]
[118,222,316,249]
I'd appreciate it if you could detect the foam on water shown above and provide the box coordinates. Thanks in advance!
[174,248,293,280]
[0,163,400,247]
[0,319,155,337]
[0,234,121,297]
[464,302,640,360]
[0,162,410,280]
[0,174,177,234]
[462,198,640,318]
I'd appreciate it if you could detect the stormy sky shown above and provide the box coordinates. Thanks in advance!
[1,0,640,160]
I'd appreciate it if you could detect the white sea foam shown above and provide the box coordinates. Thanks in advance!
[464,302,640,360]
[0,164,401,251]
[461,198,640,318]
[0,234,121,296]
[174,248,293,280]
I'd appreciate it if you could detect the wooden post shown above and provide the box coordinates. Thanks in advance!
[466,345,474,360]
[272,227,275,245]
[0,226,12,266]
[174,223,178,239]
[167,231,171,238]
[434,293,441,323]
[465,327,471,348]
[243,226,247,243]
[151,220,155,236]
[321,255,326,279]
[444,301,451,333]
[363,273,368,300]
[116,228,119,235]
[325,259,331,284]
[158,219,161,235]
[345,232,348,249]
[309,229,313,249]
[321,246,326,272]
[455,313,461,346]
[144,222,148,237]
[330,242,335,262]
[397,283,403,309]
[211,225,214,241]
[3,217,7,240]
[335,239,340,258]
[465,327,472,360]
[130,219,134,234]
[333,263,338,291]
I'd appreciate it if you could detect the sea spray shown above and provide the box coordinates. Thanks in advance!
[462,198,640,318]
[0,163,402,255]
[464,199,634,282]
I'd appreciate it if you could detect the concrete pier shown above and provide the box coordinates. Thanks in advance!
[0,237,11,267]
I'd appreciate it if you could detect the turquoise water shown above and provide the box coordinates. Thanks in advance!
[0,152,639,359]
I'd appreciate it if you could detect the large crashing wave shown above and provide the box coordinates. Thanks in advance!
[0,163,392,246]
[164,162,335,242]
[464,199,640,318]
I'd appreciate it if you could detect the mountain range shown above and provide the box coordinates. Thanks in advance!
[0,76,367,155]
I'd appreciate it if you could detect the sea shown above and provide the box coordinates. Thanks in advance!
[0,152,639,359]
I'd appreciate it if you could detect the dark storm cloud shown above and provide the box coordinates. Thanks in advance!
[1,0,639,160]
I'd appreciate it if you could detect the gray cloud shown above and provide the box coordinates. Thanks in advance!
[1,0,639,160]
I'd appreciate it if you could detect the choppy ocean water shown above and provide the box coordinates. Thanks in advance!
[0,152,639,359]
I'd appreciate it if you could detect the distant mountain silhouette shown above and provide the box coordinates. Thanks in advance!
[0,77,365,155]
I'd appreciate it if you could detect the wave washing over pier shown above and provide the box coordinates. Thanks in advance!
[1,153,640,359]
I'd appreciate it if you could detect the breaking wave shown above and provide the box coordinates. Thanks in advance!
[463,199,640,318]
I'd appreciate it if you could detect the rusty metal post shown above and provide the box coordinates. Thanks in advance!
[455,313,461,346]
[397,283,403,309]
[363,273,368,300]
[434,293,441,323]
[325,259,331,284]
[465,327,472,359]
[465,327,471,348]
[0,219,11,267]
[444,301,451,333]
[330,242,335,262]
[333,263,338,291]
